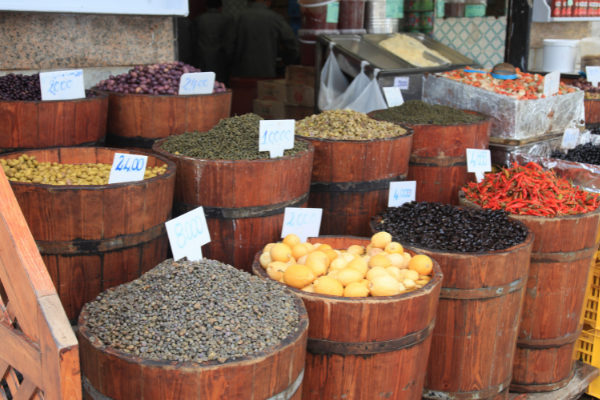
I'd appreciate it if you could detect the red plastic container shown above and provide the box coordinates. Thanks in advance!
[298,29,340,67]
[300,0,339,30]
[551,0,562,16]
[338,0,366,30]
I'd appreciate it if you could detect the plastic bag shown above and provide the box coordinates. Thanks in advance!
[324,60,370,110]
[346,68,388,114]
[318,42,349,111]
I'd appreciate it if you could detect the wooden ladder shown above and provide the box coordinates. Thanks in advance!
[0,167,81,400]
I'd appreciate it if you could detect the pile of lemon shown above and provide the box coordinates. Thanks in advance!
[259,232,434,297]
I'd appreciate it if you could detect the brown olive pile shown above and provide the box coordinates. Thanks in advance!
[1,154,167,185]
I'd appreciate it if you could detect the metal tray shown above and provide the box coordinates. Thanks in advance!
[363,33,476,69]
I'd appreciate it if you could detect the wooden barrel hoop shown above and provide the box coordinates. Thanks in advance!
[439,276,527,300]
[173,192,309,219]
[409,155,466,168]
[508,370,575,394]
[307,319,435,355]
[422,377,511,400]
[310,173,408,193]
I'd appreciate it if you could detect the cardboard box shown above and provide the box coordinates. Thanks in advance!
[285,65,315,87]
[256,80,287,102]
[286,83,314,108]
[254,99,314,120]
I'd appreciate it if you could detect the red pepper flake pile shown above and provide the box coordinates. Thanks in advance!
[462,162,600,217]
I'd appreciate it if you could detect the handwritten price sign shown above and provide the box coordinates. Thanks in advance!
[562,128,580,149]
[259,120,295,158]
[281,207,323,243]
[587,66,600,87]
[165,207,211,261]
[39,70,85,101]
[466,149,492,173]
[108,153,148,184]
[543,71,561,97]
[178,72,216,95]
[383,87,404,107]
[388,181,416,207]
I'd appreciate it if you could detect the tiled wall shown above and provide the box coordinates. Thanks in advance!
[434,16,507,68]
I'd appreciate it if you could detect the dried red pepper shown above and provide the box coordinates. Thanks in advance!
[462,162,600,217]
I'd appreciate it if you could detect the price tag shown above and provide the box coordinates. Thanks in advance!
[178,72,216,95]
[39,69,85,101]
[543,71,561,97]
[107,153,148,184]
[466,149,492,173]
[561,128,580,149]
[388,181,416,207]
[281,207,323,243]
[587,66,600,87]
[436,0,445,17]
[475,171,485,183]
[259,120,295,158]
[165,207,211,262]
[394,76,410,90]
[326,2,340,23]
[386,0,403,18]
[383,87,404,107]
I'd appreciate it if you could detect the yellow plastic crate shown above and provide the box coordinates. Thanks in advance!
[583,263,600,329]
[576,328,600,398]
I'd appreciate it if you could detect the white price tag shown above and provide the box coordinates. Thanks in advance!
[178,72,216,95]
[165,207,211,262]
[383,87,404,107]
[39,69,85,101]
[259,120,295,158]
[107,153,148,184]
[561,128,580,149]
[466,149,492,173]
[475,171,485,183]
[394,76,410,90]
[587,66,600,87]
[388,181,416,207]
[281,207,322,243]
[543,71,561,97]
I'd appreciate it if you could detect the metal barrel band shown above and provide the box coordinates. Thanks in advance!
[106,133,157,149]
[307,319,435,356]
[510,368,575,393]
[173,192,309,220]
[439,276,526,300]
[35,223,166,255]
[310,173,407,193]
[409,155,467,168]
[530,246,598,263]
[0,138,106,154]
[516,328,582,349]
[422,376,511,400]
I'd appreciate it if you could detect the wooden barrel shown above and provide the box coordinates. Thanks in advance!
[100,90,232,148]
[370,217,534,400]
[0,92,108,153]
[0,147,176,322]
[368,111,491,205]
[78,289,309,400]
[152,138,314,271]
[301,131,413,237]
[585,99,600,126]
[459,194,600,392]
[252,235,443,400]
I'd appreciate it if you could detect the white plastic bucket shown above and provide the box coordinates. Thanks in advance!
[543,39,580,73]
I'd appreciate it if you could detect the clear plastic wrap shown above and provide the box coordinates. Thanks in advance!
[509,131,600,193]
[423,74,585,140]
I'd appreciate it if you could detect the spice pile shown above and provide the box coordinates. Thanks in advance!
[161,113,308,160]
[260,233,434,297]
[95,62,227,95]
[82,258,299,363]
[296,110,407,140]
[0,73,97,101]
[462,162,600,216]
[441,69,577,100]
[1,154,167,185]
[570,78,600,99]
[551,143,600,165]
[371,100,485,125]
[373,202,528,252]
[379,34,451,67]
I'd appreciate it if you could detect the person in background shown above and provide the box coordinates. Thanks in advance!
[192,0,232,84]
[176,16,194,66]
[226,0,299,78]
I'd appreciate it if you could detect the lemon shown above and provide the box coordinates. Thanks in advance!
[369,255,392,269]
[317,244,333,252]
[337,267,364,286]
[307,251,330,267]
[271,243,293,263]
[314,276,344,296]
[385,266,403,282]
[301,284,315,293]
[347,245,365,255]
[360,279,370,288]
[385,242,404,254]
[312,243,323,249]
[303,242,316,252]
[402,252,412,268]
[369,275,404,297]
[286,257,297,266]
[344,282,370,297]
[368,247,384,257]
[327,270,339,279]
[347,258,368,278]
[260,252,273,270]
[324,249,338,262]
[371,232,392,249]
[329,257,349,272]
[405,270,419,281]
[403,279,416,289]
[292,243,311,260]
[386,253,404,268]
[366,266,390,282]
[409,255,433,275]
[283,234,301,248]
[366,244,374,253]
[297,255,308,265]
[342,253,356,263]
[419,275,432,282]
[306,258,328,277]
[267,261,289,281]
[263,243,276,253]
[284,264,316,288]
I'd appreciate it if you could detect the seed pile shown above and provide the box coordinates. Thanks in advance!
[161,113,308,160]
[0,73,97,101]
[373,202,528,252]
[570,78,600,99]
[95,62,226,95]
[551,143,600,165]
[372,100,485,125]
[1,154,167,185]
[296,109,407,140]
[82,259,299,363]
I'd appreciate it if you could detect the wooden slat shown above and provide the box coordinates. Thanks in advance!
[0,324,42,389]
[13,379,38,400]
[5,367,20,397]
